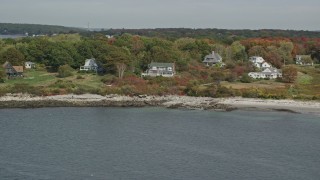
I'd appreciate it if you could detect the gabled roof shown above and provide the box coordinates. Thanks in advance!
[203,51,222,63]
[149,62,174,68]
[84,58,98,67]
[262,67,281,74]
[13,66,24,73]
[2,61,12,68]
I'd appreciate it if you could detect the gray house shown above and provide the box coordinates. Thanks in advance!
[80,58,99,72]
[2,61,24,77]
[203,51,223,66]
[142,62,175,77]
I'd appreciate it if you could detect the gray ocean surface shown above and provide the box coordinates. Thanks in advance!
[0,35,27,39]
[0,107,319,180]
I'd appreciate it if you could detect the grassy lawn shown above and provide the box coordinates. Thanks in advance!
[67,73,105,89]
[0,70,105,90]
[297,72,313,85]
[295,66,320,96]
[221,80,286,90]
[0,69,57,87]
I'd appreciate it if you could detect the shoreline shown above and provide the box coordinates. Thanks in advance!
[0,94,319,115]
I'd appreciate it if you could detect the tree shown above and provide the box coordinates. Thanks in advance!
[47,47,74,69]
[282,65,298,83]
[211,70,225,85]
[231,41,247,62]
[0,66,6,82]
[303,56,314,65]
[116,63,127,79]
[279,41,294,65]
[248,45,266,57]
[265,46,283,68]
[0,47,25,65]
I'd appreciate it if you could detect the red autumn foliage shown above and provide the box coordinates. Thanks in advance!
[232,65,247,76]
[241,37,292,50]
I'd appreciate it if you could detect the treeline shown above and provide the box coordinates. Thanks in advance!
[0,33,320,73]
[101,28,320,42]
[0,23,84,35]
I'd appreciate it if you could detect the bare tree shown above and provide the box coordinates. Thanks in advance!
[116,63,127,79]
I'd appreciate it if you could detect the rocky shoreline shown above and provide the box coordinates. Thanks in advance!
[0,94,319,115]
[0,94,232,110]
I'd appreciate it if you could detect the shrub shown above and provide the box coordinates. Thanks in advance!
[57,65,74,78]
[215,86,235,97]
[101,75,117,84]
[241,88,261,98]
[10,83,41,95]
[58,80,75,88]
[225,73,237,82]
[240,74,253,83]
[0,67,6,82]
[76,75,85,79]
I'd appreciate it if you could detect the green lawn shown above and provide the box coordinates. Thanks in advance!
[297,72,313,85]
[0,69,57,87]
[67,73,105,89]
[0,70,105,88]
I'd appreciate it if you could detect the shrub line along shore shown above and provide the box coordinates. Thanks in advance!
[0,94,319,115]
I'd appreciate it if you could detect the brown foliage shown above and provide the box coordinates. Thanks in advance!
[282,65,298,83]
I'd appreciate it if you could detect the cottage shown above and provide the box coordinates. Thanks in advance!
[203,51,223,66]
[80,58,99,72]
[248,67,282,79]
[296,55,313,66]
[249,56,271,69]
[25,61,36,69]
[2,61,24,77]
[141,62,175,77]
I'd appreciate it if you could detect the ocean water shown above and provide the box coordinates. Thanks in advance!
[0,34,27,39]
[0,107,319,180]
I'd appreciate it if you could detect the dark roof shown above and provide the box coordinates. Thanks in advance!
[149,62,174,68]
[203,51,222,63]
[2,61,11,68]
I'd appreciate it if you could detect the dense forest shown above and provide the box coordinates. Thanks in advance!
[101,28,320,42]
[0,23,84,35]
[0,30,320,99]
[2,23,320,39]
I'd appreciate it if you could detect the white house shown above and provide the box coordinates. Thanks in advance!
[80,58,98,72]
[249,56,264,63]
[141,62,175,77]
[25,61,35,69]
[261,62,272,68]
[248,67,282,79]
[249,56,271,69]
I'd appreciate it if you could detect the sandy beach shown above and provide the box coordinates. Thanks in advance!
[0,94,319,115]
